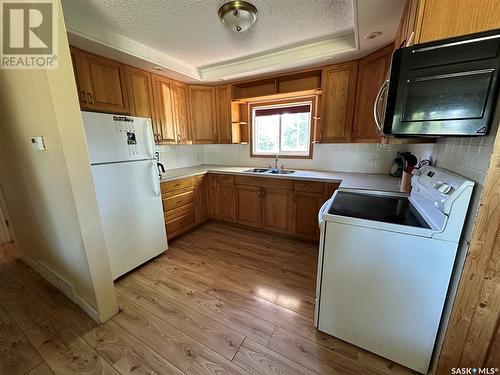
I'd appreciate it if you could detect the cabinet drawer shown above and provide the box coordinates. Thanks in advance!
[161,177,195,195]
[293,180,324,194]
[164,190,194,212]
[235,175,292,190]
[217,174,235,184]
[165,210,195,236]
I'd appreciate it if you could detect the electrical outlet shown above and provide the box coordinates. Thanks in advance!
[30,136,46,151]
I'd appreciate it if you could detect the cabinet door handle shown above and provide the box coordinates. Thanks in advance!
[87,92,94,105]
[177,134,181,143]
[80,90,87,103]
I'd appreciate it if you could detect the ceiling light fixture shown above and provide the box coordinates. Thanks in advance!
[365,31,382,40]
[218,1,258,33]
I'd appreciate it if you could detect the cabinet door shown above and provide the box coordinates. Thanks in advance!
[218,183,236,222]
[416,0,500,43]
[124,66,154,119]
[235,185,262,228]
[189,86,217,144]
[208,174,219,219]
[293,192,323,240]
[152,75,177,144]
[352,45,392,142]
[216,85,232,144]
[262,189,292,233]
[324,183,340,201]
[69,47,88,108]
[320,62,358,142]
[394,0,419,49]
[172,81,192,144]
[78,51,129,114]
[195,175,209,223]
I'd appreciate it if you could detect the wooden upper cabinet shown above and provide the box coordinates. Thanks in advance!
[352,45,393,143]
[151,75,177,144]
[320,61,358,143]
[415,0,500,43]
[172,81,192,144]
[189,85,217,144]
[77,51,129,114]
[69,47,87,107]
[394,0,419,49]
[124,66,154,119]
[215,85,232,144]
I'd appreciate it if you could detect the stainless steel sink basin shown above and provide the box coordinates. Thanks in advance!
[267,169,295,174]
[243,168,271,173]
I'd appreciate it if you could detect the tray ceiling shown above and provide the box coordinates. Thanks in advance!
[62,0,404,82]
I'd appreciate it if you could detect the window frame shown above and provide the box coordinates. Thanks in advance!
[249,97,316,159]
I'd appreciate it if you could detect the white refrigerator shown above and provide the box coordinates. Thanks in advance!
[82,111,167,280]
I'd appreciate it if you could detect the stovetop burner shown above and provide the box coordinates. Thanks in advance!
[328,191,430,228]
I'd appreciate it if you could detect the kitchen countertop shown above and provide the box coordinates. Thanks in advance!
[160,164,402,192]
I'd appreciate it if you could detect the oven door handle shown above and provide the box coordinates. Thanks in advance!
[373,79,389,132]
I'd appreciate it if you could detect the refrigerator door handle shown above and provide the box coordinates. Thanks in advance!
[151,160,160,197]
[145,119,155,159]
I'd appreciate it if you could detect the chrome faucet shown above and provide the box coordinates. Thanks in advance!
[268,154,282,171]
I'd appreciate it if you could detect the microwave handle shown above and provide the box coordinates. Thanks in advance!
[373,79,389,132]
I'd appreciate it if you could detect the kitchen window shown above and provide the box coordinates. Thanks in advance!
[250,100,314,158]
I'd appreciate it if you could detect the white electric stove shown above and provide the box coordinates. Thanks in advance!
[315,166,474,374]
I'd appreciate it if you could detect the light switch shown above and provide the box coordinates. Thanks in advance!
[30,136,46,151]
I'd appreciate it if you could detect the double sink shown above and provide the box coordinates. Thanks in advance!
[243,168,296,175]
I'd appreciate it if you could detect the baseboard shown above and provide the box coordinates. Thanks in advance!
[18,253,100,323]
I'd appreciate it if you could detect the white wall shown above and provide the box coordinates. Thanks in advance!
[0,0,118,322]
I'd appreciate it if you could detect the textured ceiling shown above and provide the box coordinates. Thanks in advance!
[61,0,354,68]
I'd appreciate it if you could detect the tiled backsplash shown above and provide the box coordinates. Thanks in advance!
[408,103,499,243]
[155,144,204,169]
[204,143,411,174]
[156,143,417,174]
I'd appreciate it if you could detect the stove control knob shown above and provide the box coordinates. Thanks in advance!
[438,183,452,194]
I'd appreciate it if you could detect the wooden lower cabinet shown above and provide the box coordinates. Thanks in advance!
[218,181,236,223]
[236,185,262,228]
[161,176,197,240]
[164,173,338,241]
[209,174,336,241]
[208,174,219,219]
[292,192,324,240]
[195,175,209,223]
[262,188,292,234]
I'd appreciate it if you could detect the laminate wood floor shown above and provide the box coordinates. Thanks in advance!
[0,223,417,374]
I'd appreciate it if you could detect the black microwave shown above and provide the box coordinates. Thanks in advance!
[378,29,500,137]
